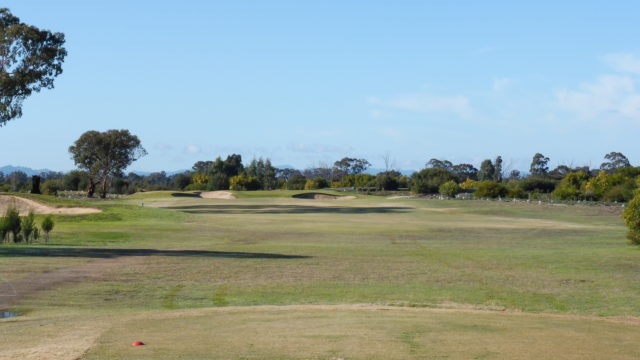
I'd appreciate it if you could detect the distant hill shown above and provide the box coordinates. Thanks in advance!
[0,165,53,176]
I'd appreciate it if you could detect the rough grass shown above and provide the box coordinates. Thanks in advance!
[0,193,638,359]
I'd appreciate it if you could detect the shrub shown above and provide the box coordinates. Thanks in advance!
[552,171,589,200]
[602,185,634,203]
[185,183,207,191]
[229,174,261,191]
[0,214,7,243]
[410,168,457,194]
[4,207,21,243]
[21,212,36,243]
[519,177,558,193]
[40,179,64,196]
[286,174,307,190]
[474,180,507,198]
[207,173,229,190]
[41,215,55,243]
[623,191,640,245]
[377,172,400,191]
[439,180,461,197]
[304,179,319,190]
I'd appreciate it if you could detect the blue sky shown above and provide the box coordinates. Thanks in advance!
[2,1,640,173]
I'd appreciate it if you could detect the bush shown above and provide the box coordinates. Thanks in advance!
[377,172,400,190]
[185,183,207,191]
[41,179,65,196]
[438,180,461,197]
[474,180,507,198]
[21,212,36,243]
[4,207,21,243]
[410,168,457,194]
[519,177,558,193]
[602,185,634,203]
[207,173,229,190]
[229,174,261,191]
[623,191,640,245]
[41,215,55,243]
[287,174,307,190]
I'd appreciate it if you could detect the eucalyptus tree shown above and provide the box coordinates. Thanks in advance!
[69,130,147,198]
[0,8,66,125]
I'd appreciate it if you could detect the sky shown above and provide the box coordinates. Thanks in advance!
[1,1,640,174]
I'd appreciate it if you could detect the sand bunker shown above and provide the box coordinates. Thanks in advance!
[0,195,101,215]
[199,191,237,199]
[292,193,356,200]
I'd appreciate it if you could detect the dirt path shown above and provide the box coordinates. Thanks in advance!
[0,195,101,215]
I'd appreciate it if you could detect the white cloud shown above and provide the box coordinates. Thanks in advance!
[185,144,201,154]
[492,78,512,92]
[377,93,472,118]
[555,75,640,119]
[604,53,640,74]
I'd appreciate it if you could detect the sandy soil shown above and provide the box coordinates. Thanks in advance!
[292,193,356,200]
[0,195,101,216]
[199,191,237,199]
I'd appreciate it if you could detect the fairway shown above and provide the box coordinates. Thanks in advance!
[1,192,639,359]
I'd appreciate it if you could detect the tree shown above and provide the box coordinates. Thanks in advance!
[439,180,461,197]
[4,206,20,242]
[451,163,478,181]
[410,168,457,194]
[0,8,67,126]
[41,215,54,243]
[20,211,35,243]
[530,153,550,177]
[493,156,503,183]
[333,157,371,179]
[474,180,507,198]
[477,159,495,181]
[7,171,27,191]
[600,152,631,173]
[69,129,147,198]
[426,159,453,171]
[622,188,640,245]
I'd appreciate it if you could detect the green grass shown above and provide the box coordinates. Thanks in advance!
[1,193,638,359]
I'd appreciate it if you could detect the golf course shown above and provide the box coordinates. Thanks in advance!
[1,191,639,359]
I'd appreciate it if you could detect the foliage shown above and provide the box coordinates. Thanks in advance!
[41,179,64,196]
[473,180,507,198]
[439,180,461,197]
[552,171,589,200]
[493,156,503,182]
[333,157,371,180]
[460,178,477,190]
[340,174,376,188]
[583,170,610,200]
[173,173,192,190]
[451,163,478,181]
[477,159,495,181]
[410,168,457,194]
[518,177,557,193]
[530,153,550,177]
[207,172,229,191]
[376,172,400,190]
[426,159,453,170]
[600,152,630,173]
[64,170,90,191]
[229,174,261,191]
[304,177,329,190]
[69,129,147,198]
[245,158,277,190]
[41,215,54,243]
[622,191,640,245]
[286,174,307,190]
[4,206,21,242]
[20,212,36,243]
[0,8,67,125]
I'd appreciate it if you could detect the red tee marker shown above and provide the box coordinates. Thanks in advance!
[132,341,145,346]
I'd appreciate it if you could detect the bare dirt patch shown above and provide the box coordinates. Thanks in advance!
[0,195,101,216]
[199,191,237,199]
[292,193,356,200]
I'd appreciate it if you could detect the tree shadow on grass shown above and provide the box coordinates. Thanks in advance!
[0,247,310,259]
[163,204,412,215]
